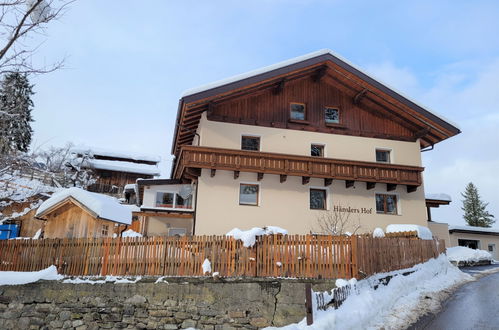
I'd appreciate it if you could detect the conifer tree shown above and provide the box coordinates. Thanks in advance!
[0,72,34,154]
[461,182,495,227]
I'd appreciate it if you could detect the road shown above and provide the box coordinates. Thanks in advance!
[410,264,499,330]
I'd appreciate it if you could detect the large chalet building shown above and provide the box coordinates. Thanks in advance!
[139,50,460,236]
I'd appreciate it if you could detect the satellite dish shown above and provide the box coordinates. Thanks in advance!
[178,185,193,199]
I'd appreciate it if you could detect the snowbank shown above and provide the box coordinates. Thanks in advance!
[446,246,492,263]
[36,187,132,224]
[386,224,433,240]
[266,255,472,330]
[62,276,142,284]
[226,226,288,247]
[0,266,63,285]
[121,229,142,238]
[373,227,385,238]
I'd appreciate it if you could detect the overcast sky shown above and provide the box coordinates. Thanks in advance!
[28,1,498,228]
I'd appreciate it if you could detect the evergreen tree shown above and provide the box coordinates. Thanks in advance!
[0,72,34,154]
[461,182,495,227]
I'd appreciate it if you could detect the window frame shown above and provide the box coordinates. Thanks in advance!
[101,224,109,236]
[375,148,392,163]
[310,143,325,157]
[309,187,328,210]
[239,183,260,206]
[155,190,193,210]
[324,106,341,125]
[375,193,399,215]
[289,102,307,122]
[241,134,261,151]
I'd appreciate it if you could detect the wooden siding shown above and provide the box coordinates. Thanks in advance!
[42,200,118,239]
[174,145,423,187]
[0,235,445,279]
[89,170,153,195]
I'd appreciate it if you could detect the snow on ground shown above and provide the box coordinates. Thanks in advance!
[62,276,142,284]
[386,224,433,240]
[36,187,132,224]
[446,246,492,263]
[121,229,143,238]
[0,266,63,285]
[226,226,288,247]
[265,255,472,330]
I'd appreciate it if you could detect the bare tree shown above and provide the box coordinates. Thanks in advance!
[0,0,73,75]
[314,207,362,236]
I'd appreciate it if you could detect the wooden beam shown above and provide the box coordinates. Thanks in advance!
[312,66,327,82]
[387,183,397,191]
[302,176,310,185]
[345,180,354,188]
[272,79,286,95]
[257,173,264,181]
[280,174,287,183]
[366,182,376,190]
[353,88,368,105]
[233,171,240,179]
[210,169,216,177]
[324,178,333,186]
[407,185,418,193]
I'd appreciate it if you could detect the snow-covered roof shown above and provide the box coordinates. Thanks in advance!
[71,146,160,163]
[425,193,452,202]
[182,49,460,130]
[80,158,160,176]
[386,224,433,240]
[449,225,499,234]
[36,187,132,224]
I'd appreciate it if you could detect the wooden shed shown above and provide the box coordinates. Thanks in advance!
[35,187,132,239]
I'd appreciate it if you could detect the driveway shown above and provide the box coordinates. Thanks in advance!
[410,264,499,330]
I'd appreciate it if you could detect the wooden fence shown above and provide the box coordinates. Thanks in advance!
[0,235,445,279]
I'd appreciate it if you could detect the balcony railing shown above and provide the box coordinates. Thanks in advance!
[174,146,423,189]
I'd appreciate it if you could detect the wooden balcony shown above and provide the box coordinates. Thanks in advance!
[174,146,423,192]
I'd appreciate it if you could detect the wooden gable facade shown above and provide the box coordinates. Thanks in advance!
[170,50,460,192]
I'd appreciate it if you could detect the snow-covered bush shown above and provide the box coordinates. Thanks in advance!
[446,246,492,264]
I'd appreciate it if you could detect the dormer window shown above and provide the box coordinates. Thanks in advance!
[241,135,260,151]
[376,149,391,163]
[290,103,306,121]
[325,107,340,124]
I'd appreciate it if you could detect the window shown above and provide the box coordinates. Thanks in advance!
[325,107,340,124]
[311,144,324,157]
[155,191,193,209]
[376,149,391,163]
[375,194,398,214]
[169,228,186,237]
[488,244,495,252]
[156,192,174,208]
[310,189,327,210]
[290,103,306,121]
[175,194,193,209]
[239,184,259,206]
[101,224,109,236]
[241,135,260,151]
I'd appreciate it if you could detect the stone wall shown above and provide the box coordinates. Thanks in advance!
[0,277,335,330]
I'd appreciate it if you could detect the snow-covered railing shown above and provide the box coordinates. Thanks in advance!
[0,235,445,279]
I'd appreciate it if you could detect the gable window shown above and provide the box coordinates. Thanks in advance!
[310,189,327,210]
[239,184,259,206]
[155,192,193,209]
[375,194,398,215]
[101,224,109,236]
[325,107,340,124]
[376,149,391,163]
[241,135,260,151]
[311,144,325,157]
[290,103,306,121]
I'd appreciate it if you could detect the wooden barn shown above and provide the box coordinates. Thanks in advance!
[35,187,133,239]
[70,147,161,195]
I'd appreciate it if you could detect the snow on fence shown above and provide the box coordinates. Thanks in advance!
[0,235,445,279]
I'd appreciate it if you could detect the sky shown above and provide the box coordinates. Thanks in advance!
[27,0,499,228]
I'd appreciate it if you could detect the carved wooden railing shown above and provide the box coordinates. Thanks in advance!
[174,146,423,187]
